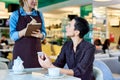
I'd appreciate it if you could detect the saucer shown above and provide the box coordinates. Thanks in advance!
[44,73,65,79]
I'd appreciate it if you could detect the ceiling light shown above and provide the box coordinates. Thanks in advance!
[94,0,112,2]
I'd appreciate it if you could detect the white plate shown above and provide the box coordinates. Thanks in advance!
[44,74,65,79]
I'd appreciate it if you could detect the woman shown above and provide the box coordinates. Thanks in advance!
[94,38,103,53]
[102,39,110,53]
[38,17,95,80]
[9,0,46,68]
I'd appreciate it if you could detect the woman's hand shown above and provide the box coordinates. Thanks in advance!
[19,27,27,38]
[31,29,43,38]
[38,54,53,68]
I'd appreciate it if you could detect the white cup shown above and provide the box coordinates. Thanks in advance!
[48,68,60,77]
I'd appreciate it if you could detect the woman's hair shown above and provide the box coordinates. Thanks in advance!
[102,39,110,53]
[94,39,102,46]
[103,39,110,47]
[74,17,89,38]
[19,0,24,6]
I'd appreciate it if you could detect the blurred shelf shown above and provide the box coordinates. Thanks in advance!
[0,27,9,29]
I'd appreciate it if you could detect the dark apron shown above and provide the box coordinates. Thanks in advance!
[13,9,42,68]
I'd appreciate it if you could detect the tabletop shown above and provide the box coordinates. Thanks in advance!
[0,68,81,80]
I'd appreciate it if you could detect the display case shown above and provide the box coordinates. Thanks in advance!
[93,22,107,41]
[93,7,107,42]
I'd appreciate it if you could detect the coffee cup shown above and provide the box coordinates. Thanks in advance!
[48,68,60,77]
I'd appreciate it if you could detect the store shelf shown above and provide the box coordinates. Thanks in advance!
[0,27,9,29]
[93,26,107,41]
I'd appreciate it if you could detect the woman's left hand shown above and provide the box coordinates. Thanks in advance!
[31,29,43,38]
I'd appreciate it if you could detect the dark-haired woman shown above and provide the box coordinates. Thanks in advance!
[9,0,46,68]
[102,39,110,53]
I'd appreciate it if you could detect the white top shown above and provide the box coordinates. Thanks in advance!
[0,68,81,80]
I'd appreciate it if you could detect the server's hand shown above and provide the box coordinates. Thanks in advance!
[18,27,27,38]
[31,29,43,38]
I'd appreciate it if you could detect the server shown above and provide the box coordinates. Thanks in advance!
[9,0,46,68]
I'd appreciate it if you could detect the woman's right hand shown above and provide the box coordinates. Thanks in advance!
[19,23,31,38]
[18,27,27,38]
